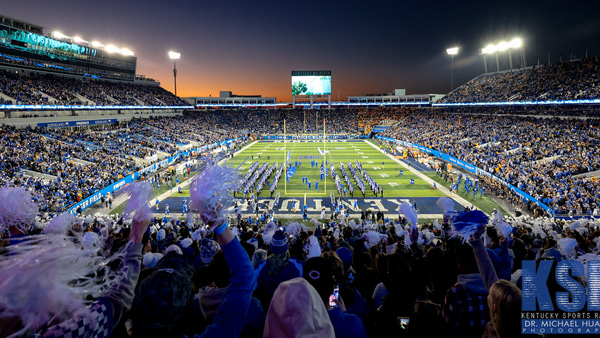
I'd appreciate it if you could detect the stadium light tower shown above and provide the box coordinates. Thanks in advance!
[481,38,524,72]
[169,51,181,96]
[446,47,459,92]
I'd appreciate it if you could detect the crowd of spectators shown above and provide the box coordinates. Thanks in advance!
[0,125,137,212]
[8,191,600,337]
[434,105,600,117]
[194,109,361,135]
[382,108,600,216]
[0,69,188,106]
[442,56,600,103]
[2,102,600,217]
[0,113,255,213]
[357,107,411,134]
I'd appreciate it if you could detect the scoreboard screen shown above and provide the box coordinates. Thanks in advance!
[291,70,331,95]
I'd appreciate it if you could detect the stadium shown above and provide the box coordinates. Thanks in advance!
[0,9,599,338]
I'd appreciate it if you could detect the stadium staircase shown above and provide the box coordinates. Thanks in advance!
[36,91,58,104]
[132,97,145,105]
[72,158,94,166]
[20,169,58,181]
[104,94,120,104]
[71,92,96,105]
[0,93,15,103]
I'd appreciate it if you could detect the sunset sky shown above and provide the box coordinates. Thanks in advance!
[3,0,600,102]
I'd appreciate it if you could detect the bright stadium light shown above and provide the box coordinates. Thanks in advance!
[91,41,104,48]
[497,41,510,52]
[446,47,459,55]
[510,38,522,48]
[121,48,134,56]
[73,36,89,44]
[482,44,496,54]
[169,51,180,96]
[481,37,526,71]
[105,45,119,53]
[52,31,69,40]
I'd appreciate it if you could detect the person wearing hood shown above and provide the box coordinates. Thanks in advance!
[264,277,334,337]
[443,240,491,337]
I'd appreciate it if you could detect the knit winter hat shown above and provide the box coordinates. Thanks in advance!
[200,238,220,264]
[132,267,192,330]
[252,249,268,268]
[270,229,288,255]
[335,247,353,271]
[302,257,335,305]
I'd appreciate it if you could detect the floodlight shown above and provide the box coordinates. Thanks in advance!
[91,41,104,48]
[121,48,134,56]
[52,31,69,39]
[510,38,522,48]
[169,51,181,60]
[73,36,88,44]
[105,45,119,53]
[482,44,496,54]
[496,41,510,52]
[446,47,459,55]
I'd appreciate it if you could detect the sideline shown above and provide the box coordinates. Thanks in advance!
[364,140,476,212]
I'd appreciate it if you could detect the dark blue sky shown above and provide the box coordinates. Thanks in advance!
[3,0,600,101]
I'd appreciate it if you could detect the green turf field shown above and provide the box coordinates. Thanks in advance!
[106,139,510,221]
[227,140,446,199]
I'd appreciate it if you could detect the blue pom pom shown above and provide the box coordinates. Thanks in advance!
[450,210,489,243]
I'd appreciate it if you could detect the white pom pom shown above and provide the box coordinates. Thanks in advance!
[0,234,127,333]
[361,231,385,249]
[285,222,302,237]
[122,181,153,223]
[190,163,239,227]
[81,232,100,251]
[45,213,76,235]
[576,227,589,236]
[398,201,418,225]
[306,235,321,259]
[532,224,547,239]
[494,221,513,239]
[0,187,39,232]
[557,238,578,258]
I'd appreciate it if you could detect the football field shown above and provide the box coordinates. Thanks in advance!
[227,139,442,199]
[123,139,506,222]
[219,139,458,220]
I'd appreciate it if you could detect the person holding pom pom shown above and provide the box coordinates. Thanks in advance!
[470,223,522,338]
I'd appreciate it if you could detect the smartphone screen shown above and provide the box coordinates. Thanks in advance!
[329,285,339,308]
[398,317,410,329]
